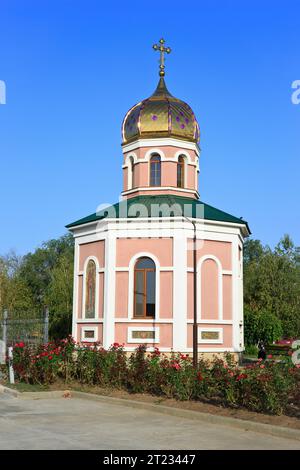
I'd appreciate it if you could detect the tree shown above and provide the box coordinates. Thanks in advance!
[244,235,300,339]
[0,252,36,316]
[19,234,74,312]
[4,234,75,338]
[45,253,74,338]
[244,308,283,346]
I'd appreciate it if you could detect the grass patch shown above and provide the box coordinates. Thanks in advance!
[4,382,50,392]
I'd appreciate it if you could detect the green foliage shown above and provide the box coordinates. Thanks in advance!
[244,308,283,346]
[244,344,258,356]
[244,235,300,339]
[0,234,74,339]
[11,341,300,415]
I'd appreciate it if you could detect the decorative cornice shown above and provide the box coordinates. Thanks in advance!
[122,137,200,156]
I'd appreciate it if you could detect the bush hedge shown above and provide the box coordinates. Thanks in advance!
[244,308,283,346]
[11,336,300,415]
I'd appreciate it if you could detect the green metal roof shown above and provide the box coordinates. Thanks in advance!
[66,195,250,234]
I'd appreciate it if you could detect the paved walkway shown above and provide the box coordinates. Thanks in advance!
[0,393,299,450]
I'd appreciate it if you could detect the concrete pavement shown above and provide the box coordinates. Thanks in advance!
[0,392,299,450]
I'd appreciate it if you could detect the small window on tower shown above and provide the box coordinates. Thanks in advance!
[150,154,161,186]
[177,155,185,188]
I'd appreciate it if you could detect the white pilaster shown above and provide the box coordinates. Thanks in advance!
[232,236,240,351]
[103,233,116,348]
[172,232,188,351]
[239,244,244,350]
[72,239,79,340]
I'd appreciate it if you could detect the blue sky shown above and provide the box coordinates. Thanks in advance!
[0,0,299,255]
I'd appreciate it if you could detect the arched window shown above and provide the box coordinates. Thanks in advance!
[177,155,185,188]
[150,154,161,186]
[134,257,156,318]
[85,260,96,318]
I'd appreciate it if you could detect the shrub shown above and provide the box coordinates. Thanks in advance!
[12,336,76,385]
[244,308,283,346]
[10,338,300,415]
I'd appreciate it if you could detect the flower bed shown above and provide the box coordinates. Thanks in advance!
[11,337,300,416]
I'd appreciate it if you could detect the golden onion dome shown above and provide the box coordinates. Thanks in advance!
[122,77,200,144]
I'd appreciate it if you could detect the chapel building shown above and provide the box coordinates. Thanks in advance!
[67,39,250,358]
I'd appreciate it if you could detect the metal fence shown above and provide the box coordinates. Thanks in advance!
[0,309,49,364]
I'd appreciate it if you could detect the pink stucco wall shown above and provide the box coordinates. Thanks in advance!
[77,276,83,319]
[187,165,195,189]
[123,167,128,191]
[201,259,219,320]
[114,322,173,348]
[223,275,232,320]
[127,160,195,190]
[77,324,103,345]
[160,271,173,318]
[116,238,173,267]
[123,145,198,198]
[186,240,232,321]
[98,272,104,318]
[187,272,194,320]
[115,271,129,317]
[187,240,232,271]
[79,241,105,270]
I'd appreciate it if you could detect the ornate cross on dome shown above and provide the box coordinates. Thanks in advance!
[152,38,171,77]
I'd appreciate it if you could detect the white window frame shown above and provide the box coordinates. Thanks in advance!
[82,256,100,320]
[127,326,160,344]
[198,327,223,344]
[128,252,160,320]
[81,326,97,342]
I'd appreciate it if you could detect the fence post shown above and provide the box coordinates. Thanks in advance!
[8,346,15,384]
[44,307,49,344]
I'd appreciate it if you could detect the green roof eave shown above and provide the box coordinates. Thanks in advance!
[66,195,251,235]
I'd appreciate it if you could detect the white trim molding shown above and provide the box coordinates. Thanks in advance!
[173,234,187,351]
[81,326,97,343]
[174,149,193,166]
[144,148,166,162]
[128,251,160,320]
[127,326,160,344]
[122,137,200,156]
[103,234,116,348]
[72,239,79,339]
[121,186,199,198]
[124,152,138,166]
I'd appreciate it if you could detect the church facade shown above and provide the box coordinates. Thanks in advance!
[67,39,250,357]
